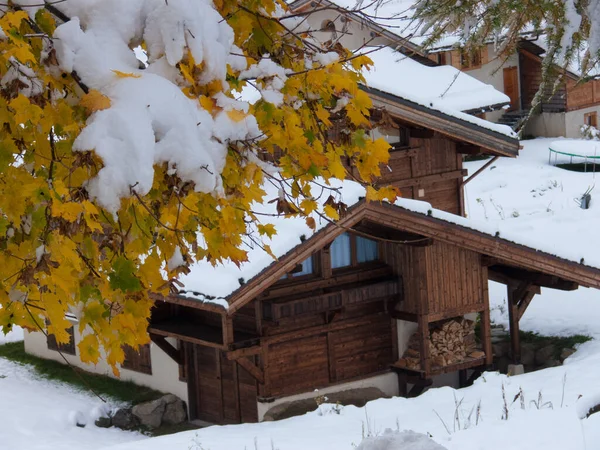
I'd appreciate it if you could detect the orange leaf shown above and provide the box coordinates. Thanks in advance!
[111,70,141,79]
[80,90,111,113]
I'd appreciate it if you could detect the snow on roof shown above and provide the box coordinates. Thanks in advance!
[179,175,599,309]
[364,46,510,112]
[362,47,516,138]
[177,179,366,306]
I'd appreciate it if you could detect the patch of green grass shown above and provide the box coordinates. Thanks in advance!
[0,341,163,405]
[150,421,200,437]
[500,331,592,360]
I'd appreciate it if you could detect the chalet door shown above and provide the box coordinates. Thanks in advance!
[186,344,258,424]
[503,67,520,110]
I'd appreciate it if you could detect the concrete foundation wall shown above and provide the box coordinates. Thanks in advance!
[23,329,188,405]
[523,112,567,138]
[257,371,399,421]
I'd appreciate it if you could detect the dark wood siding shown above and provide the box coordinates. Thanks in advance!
[519,51,566,112]
[426,242,485,320]
[187,344,258,424]
[263,312,394,398]
[377,135,462,215]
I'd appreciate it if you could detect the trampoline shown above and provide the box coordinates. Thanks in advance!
[549,139,600,172]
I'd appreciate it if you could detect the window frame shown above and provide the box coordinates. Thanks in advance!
[460,48,483,70]
[584,111,598,128]
[330,232,380,271]
[46,324,76,356]
[121,343,152,375]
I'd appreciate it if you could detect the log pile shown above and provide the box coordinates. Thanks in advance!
[398,318,484,371]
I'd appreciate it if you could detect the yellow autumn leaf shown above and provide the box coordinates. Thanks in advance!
[111,69,142,78]
[227,109,247,122]
[80,90,111,113]
[323,204,339,220]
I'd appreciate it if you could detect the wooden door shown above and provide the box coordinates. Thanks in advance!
[186,344,258,424]
[503,67,520,110]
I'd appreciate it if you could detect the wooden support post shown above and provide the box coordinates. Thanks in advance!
[418,314,431,375]
[481,269,493,366]
[458,369,468,388]
[398,372,408,397]
[517,291,537,321]
[222,315,234,348]
[507,283,521,364]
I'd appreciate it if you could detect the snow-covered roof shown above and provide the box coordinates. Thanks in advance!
[361,47,515,138]
[364,47,510,112]
[178,176,600,310]
[177,179,366,307]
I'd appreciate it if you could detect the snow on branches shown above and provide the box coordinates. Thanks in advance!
[0,0,392,370]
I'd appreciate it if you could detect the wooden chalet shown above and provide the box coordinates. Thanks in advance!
[145,91,600,425]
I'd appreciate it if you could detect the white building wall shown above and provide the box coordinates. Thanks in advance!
[462,45,520,122]
[565,105,600,138]
[298,9,395,50]
[23,329,188,405]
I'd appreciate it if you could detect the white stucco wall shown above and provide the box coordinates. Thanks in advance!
[23,329,188,405]
[462,45,520,122]
[298,9,395,50]
[565,105,600,138]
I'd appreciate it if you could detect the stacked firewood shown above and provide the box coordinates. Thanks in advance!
[398,318,484,370]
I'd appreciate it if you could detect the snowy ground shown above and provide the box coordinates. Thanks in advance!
[4,138,600,450]
[0,327,147,450]
[464,138,600,339]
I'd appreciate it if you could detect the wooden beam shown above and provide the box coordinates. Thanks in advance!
[222,315,234,347]
[481,266,493,365]
[236,357,264,384]
[489,266,578,291]
[150,333,182,365]
[390,310,418,322]
[456,144,482,155]
[151,292,228,314]
[517,291,537,321]
[225,345,262,361]
[418,314,431,375]
[409,128,435,139]
[367,90,519,157]
[258,265,393,300]
[148,325,227,350]
[388,169,468,189]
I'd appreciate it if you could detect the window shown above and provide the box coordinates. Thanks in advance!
[372,124,409,150]
[356,235,378,263]
[460,48,482,70]
[292,256,313,277]
[122,343,152,375]
[47,325,76,355]
[584,112,598,128]
[330,233,379,269]
[331,233,351,268]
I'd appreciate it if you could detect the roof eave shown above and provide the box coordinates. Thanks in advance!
[362,85,519,157]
